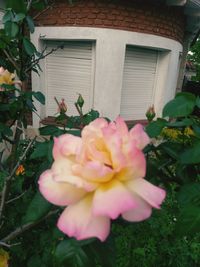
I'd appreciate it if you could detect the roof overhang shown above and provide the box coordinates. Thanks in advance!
[166,0,200,45]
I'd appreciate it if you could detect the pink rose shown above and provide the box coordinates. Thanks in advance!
[38,117,166,241]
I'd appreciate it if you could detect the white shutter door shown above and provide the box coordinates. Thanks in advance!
[120,46,158,120]
[45,41,94,116]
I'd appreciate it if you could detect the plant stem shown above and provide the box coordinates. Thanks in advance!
[1,209,59,243]
[0,138,35,222]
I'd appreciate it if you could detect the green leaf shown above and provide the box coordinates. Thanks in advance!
[26,98,37,111]
[193,124,200,137]
[180,141,200,164]
[145,119,167,138]
[166,118,193,127]
[30,140,53,162]
[26,15,35,33]
[55,239,90,266]
[14,13,26,22]
[2,10,13,23]
[33,91,45,105]
[159,142,182,160]
[82,109,100,125]
[163,93,196,118]
[175,205,200,236]
[4,21,19,37]
[0,122,13,136]
[39,125,64,136]
[196,96,200,108]
[23,37,36,56]
[66,129,81,137]
[23,192,52,224]
[178,183,200,207]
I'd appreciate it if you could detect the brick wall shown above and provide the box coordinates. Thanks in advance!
[34,0,185,43]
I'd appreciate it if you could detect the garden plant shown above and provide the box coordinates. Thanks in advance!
[0,1,200,267]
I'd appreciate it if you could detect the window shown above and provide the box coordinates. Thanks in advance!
[120,46,158,120]
[44,41,95,116]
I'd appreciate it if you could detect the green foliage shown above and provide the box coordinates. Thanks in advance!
[55,239,90,266]
[23,192,52,224]
[162,92,196,118]
[145,92,200,238]
[145,118,167,138]
[111,189,200,267]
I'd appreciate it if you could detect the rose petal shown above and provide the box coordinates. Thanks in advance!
[118,145,146,181]
[82,118,108,140]
[86,140,112,166]
[72,161,114,183]
[102,126,126,170]
[122,192,152,222]
[93,180,136,219]
[115,116,128,136]
[53,134,82,160]
[57,195,110,241]
[129,124,150,149]
[38,170,86,206]
[52,158,97,191]
[126,178,166,209]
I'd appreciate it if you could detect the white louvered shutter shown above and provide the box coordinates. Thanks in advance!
[120,46,158,120]
[45,41,94,116]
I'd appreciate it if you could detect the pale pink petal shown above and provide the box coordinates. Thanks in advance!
[93,180,136,219]
[115,116,128,136]
[57,195,110,241]
[126,178,166,208]
[72,161,114,183]
[82,118,108,140]
[102,126,126,170]
[122,192,152,222]
[117,146,146,182]
[38,170,86,206]
[125,145,146,179]
[52,158,97,191]
[86,141,112,166]
[53,134,82,159]
[129,124,150,149]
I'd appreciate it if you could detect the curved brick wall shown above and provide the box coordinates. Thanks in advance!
[35,0,185,44]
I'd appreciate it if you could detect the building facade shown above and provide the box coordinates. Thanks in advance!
[23,0,200,124]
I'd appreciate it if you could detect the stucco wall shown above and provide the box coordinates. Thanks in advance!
[31,26,182,127]
[34,0,185,44]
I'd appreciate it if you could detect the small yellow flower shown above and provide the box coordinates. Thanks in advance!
[162,128,182,140]
[15,165,25,176]
[0,67,15,86]
[0,66,21,91]
[0,249,9,267]
[184,127,194,137]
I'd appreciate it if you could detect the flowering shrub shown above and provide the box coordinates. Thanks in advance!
[39,117,165,241]
[0,0,200,266]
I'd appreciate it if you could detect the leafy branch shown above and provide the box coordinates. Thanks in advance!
[1,209,59,244]
[0,138,36,222]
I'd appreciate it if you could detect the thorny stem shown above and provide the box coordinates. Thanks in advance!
[3,50,20,72]
[27,0,33,11]
[1,209,59,243]
[0,241,20,248]
[25,46,64,73]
